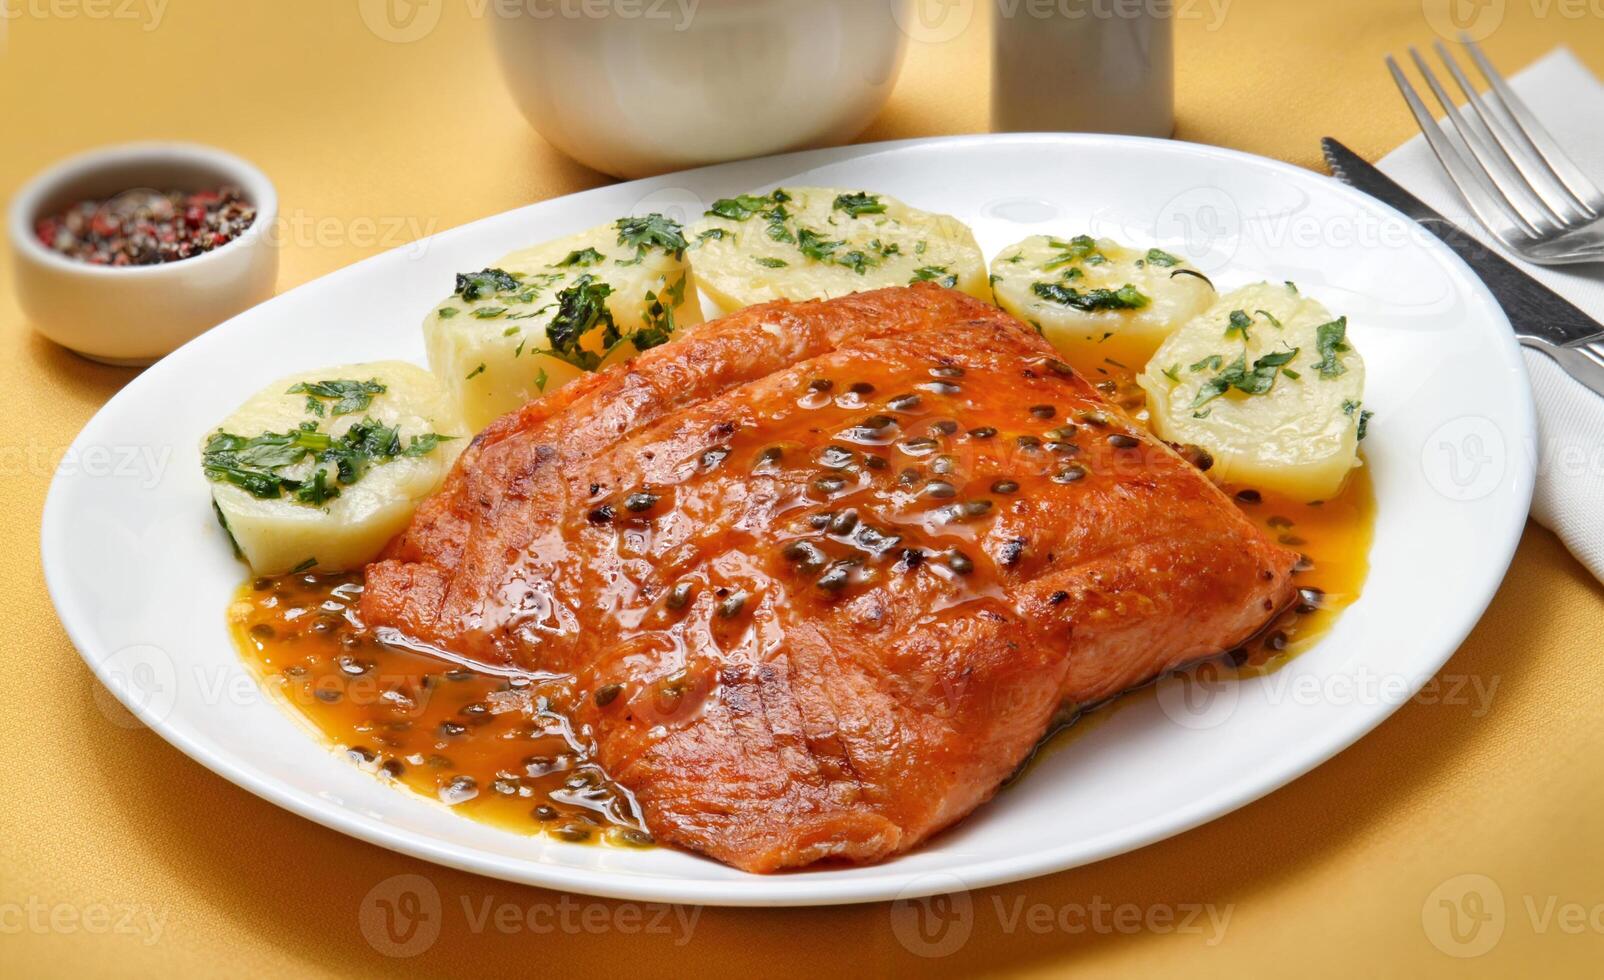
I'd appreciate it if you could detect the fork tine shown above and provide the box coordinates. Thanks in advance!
[1408,46,1561,234]
[1386,55,1537,243]
[1433,41,1589,224]
[1463,36,1603,217]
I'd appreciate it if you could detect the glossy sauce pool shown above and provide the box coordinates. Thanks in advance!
[229,376,1376,849]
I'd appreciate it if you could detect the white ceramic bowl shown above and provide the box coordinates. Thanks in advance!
[9,142,279,366]
[489,0,913,179]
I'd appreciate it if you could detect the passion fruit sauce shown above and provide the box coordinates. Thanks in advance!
[229,372,1374,850]
[229,575,652,847]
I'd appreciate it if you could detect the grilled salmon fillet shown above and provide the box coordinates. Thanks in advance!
[362,284,1299,872]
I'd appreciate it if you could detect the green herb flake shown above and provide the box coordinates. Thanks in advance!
[911,265,958,288]
[1226,309,1253,340]
[832,191,888,219]
[545,273,620,371]
[1145,248,1180,267]
[290,557,319,574]
[754,256,788,268]
[454,268,521,302]
[466,363,486,379]
[553,247,606,268]
[285,379,387,417]
[437,307,460,319]
[1313,317,1350,378]
[1031,281,1149,311]
[615,213,688,263]
[1190,347,1301,409]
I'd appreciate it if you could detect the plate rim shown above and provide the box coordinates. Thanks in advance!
[41,131,1537,907]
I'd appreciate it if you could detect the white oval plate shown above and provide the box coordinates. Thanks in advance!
[42,135,1534,907]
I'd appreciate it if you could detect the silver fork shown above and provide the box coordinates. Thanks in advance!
[1387,37,1604,265]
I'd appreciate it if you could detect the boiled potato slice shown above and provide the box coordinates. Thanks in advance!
[686,186,988,312]
[1138,282,1367,500]
[990,235,1215,377]
[202,361,465,576]
[424,215,703,431]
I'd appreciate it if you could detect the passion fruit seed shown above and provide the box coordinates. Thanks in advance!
[666,581,694,609]
[945,550,975,575]
[1053,465,1089,483]
[816,561,856,592]
[888,393,921,411]
[991,479,1019,494]
[968,426,997,439]
[594,683,624,707]
[1029,404,1057,419]
[925,481,957,499]
[782,540,828,570]
[624,491,659,513]
[718,591,749,618]
[1108,433,1141,449]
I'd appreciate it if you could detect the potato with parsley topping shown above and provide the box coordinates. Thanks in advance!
[989,235,1215,377]
[424,214,703,431]
[201,361,464,576]
[686,186,988,313]
[1138,282,1367,500]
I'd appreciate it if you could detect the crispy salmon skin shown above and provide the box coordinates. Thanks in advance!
[362,284,1298,872]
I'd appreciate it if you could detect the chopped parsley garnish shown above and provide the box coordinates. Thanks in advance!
[290,557,318,574]
[285,379,386,418]
[534,365,549,393]
[472,306,507,319]
[1161,363,1181,382]
[706,193,778,221]
[754,256,788,268]
[454,268,521,302]
[633,273,688,351]
[1313,317,1350,378]
[911,265,958,288]
[466,363,486,379]
[1256,309,1283,328]
[615,213,688,263]
[202,419,452,507]
[546,273,620,370]
[696,228,729,243]
[1191,347,1301,408]
[797,227,844,263]
[1031,281,1150,311]
[833,191,888,218]
[1358,409,1374,440]
[1226,309,1253,340]
[1145,248,1180,267]
[1041,235,1102,271]
[554,247,606,268]
[437,307,460,319]
[1190,354,1223,372]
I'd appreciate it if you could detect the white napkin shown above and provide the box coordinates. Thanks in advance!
[1378,47,1604,582]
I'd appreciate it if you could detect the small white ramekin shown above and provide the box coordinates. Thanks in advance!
[8,142,279,365]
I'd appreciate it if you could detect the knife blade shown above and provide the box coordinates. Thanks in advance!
[1322,137,1604,348]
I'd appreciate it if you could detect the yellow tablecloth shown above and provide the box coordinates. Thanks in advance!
[4,2,1602,975]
